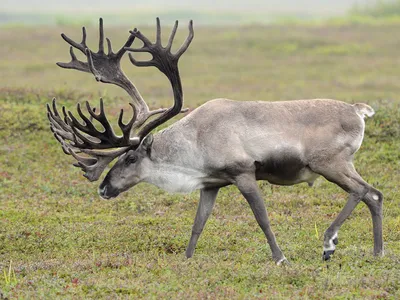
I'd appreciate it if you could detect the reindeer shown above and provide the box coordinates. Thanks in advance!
[47,18,384,264]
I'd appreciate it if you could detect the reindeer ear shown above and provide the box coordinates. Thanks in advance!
[141,133,154,152]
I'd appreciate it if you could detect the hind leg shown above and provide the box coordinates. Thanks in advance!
[363,187,384,256]
[322,193,360,260]
[313,160,383,260]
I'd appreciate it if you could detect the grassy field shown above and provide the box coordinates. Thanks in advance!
[1,20,400,299]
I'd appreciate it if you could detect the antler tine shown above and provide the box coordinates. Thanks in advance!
[118,39,133,59]
[48,115,74,142]
[114,30,136,58]
[175,20,194,59]
[127,54,156,67]
[48,100,81,149]
[69,147,97,166]
[60,26,87,54]
[57,24,90,71]
[53,132,74,155]
[76,103,98,134]
[156,17,162,45]
[47,98,67,131]
[98,17,105,54]
[106,38,113,55]
[85,98,117,142]
[67,103,106,148]
[56,46,90,73]
[81,27,87,48]
[166,20,179,50]
[128,28,153,49]
[118,103,139,143]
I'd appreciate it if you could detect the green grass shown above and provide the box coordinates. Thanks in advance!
[1,20,400,299]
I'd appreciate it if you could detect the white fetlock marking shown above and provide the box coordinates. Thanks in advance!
[323,232,338,252]
[372,194,379,201]
[276,257,287,266]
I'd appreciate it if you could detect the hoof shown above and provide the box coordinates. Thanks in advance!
[323,250,335,261]
[373,249,385,257]
[276,257,290,266]
[185,249,194,259]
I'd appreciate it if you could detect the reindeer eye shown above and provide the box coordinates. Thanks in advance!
[126,155,137,165]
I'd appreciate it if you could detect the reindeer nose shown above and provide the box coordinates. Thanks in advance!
[98,186,110,199]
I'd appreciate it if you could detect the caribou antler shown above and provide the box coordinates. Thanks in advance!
[125,17,194,139]
[56,18,172,127]
[48,98,139,149]
[47,98,136,181]
[49,18,194,181]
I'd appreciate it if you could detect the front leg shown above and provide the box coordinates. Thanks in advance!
[186,188,219,258]
[235,174,287,265]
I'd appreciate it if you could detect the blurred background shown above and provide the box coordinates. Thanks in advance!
[3,0,400,102]
[2,0,400,26]
[1,1,400,298]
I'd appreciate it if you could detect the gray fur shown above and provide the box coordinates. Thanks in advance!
[99,98,384,263]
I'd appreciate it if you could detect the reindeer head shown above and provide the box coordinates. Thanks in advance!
[98,134,154,199]
[47,18,194,197]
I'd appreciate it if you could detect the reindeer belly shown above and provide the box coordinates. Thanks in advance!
[255,155,319,186]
